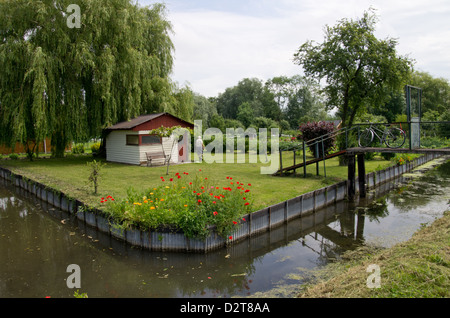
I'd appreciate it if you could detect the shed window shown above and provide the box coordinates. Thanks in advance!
[126,135,139,146]
[141,135,161,145]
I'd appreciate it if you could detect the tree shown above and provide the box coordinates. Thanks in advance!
[293,9,413,133]
[236,102,254,128]
[216,77,280,121]
[266,75,326,129]
[193,93,217,127]
[409,71,450,115]
[0,0,175,156]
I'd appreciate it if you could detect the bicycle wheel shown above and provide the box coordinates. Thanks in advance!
[385,127,406,148]
[358,128,374,147]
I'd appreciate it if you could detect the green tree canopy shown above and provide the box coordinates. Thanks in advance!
[0,0,176,156]
[409,71,450,115]
[293,9,413,131]
[216,77,280,121]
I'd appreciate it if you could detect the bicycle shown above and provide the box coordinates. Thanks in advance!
[358,123,406,148]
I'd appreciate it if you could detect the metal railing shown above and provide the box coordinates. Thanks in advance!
[277,121,449,177]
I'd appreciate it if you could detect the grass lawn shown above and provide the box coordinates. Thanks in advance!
[0,151,394,210]
[298,211,450,298]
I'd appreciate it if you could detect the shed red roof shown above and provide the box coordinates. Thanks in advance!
[105,113,194,131]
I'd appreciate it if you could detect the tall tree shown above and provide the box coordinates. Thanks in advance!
[409,71,450,115]
[266,75,325,128]
[216,77,280,121]
[0,0,175,156]
[293,9,413,132]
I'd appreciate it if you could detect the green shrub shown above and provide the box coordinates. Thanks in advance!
[72,143,85,154]
[90,142,101,155]
[9,153,19,160]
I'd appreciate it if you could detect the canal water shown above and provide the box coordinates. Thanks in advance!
[0,157,449,298]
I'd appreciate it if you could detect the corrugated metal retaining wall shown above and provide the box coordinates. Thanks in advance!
[0,152,442,253]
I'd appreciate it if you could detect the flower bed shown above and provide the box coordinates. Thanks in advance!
[101,170,253,240]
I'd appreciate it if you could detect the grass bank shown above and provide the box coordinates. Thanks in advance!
[298,211,450,298]
[0,152,393,210]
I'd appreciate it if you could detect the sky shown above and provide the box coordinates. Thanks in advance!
[137,0,450,98]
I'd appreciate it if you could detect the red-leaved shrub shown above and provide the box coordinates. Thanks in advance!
[298,121,336,157]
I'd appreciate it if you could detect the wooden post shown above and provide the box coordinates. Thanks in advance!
[279,150,283,176]
[293,150,296,176]
[357,153,366,198]
[347,154,356,200]
[303,141,307,177]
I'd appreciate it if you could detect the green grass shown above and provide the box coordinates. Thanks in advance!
[298,211,450,298]
[0,151,393,210]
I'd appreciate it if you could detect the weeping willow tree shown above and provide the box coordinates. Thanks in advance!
[0,0,182,157]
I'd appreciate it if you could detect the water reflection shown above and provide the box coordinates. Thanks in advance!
[0,158,448,298]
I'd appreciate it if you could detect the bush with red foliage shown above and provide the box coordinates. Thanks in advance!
[298,121,336,157]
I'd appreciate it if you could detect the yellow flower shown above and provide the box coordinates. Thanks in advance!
[150,192,154,195]
[144,200,148,204]
[184,204,188,207]
[165,186,170,189]
[160,198,165,202]
[150,206,155,210]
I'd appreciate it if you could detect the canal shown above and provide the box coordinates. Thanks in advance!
[0,157,448,298]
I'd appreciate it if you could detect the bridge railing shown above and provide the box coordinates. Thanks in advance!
[277,121,449,177]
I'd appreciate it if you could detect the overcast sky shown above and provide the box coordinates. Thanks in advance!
[137,0,450,98]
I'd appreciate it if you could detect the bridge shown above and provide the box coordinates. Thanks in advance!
[274,121,450,200]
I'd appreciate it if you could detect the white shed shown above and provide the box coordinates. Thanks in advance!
[104,113,193,166]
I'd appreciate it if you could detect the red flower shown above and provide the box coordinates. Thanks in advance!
[248,183,251,186]
[169,178,173,181]
[177,175,181,179]
[233,221,237,224]
[229,236,233,240]
[198,199,202,203]
[213,211,218,216]
[244,202,250,206]
[197,193,201,196]
[243,197,246,200]
[212,201,216,204]
[245,189,250,193]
